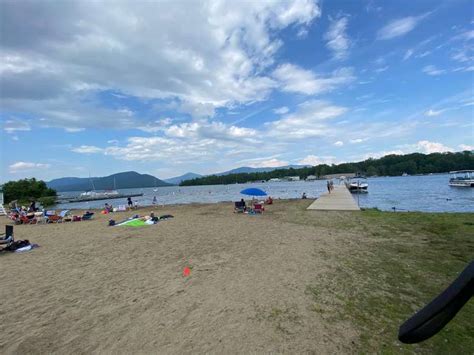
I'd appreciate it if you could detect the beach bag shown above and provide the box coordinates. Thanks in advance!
[108,220,116,226]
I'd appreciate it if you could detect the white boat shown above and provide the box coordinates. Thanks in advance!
[79,190,119,199]
[347,176,368,193]
[449,170,474,187]
[79,176,119,199]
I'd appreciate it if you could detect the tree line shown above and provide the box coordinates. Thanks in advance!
[180,151,474,186]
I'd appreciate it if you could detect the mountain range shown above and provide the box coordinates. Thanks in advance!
[163,165,309,184]
[47,165,310,191]
[47,171,171,192]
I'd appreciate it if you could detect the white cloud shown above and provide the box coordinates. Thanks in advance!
[334,141,344,146]
[71,145,104,154]
[362,150,405,160]
[459,144,473,151]
[266,100,348,139]
[374,66,389,73]
[9,161,51,173]
[65,127,85,133]
[273,106,289,115]
[349,138,367,144]
[3,119,31,133]
[298,155,337,166]
[403,49,414,60]
[422,65,446,76]
[0,0,321,127]
[324,16,350,60]
[416,140,453,154]
[272,64,355,95]
[97,118,262,163]
[452,30,474,42]
[248,158,289,168]
[425,109,444,117]
[377,13,429,40]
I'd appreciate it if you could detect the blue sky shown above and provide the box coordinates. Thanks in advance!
[1,0,473,182]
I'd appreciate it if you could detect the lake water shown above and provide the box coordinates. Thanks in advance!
[55,174,473,213]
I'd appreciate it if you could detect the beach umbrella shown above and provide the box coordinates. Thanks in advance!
[240,188,267,196]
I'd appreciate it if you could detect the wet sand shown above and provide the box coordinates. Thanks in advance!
[0,200,359,354]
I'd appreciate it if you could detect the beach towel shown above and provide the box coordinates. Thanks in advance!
[116,218,148,227]
[15,244,39,253]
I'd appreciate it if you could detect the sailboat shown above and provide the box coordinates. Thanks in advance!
[71,175,143,202]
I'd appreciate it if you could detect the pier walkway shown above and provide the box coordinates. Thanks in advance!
[307,185,360,211]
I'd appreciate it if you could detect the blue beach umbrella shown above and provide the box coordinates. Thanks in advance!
[240,188,267,196]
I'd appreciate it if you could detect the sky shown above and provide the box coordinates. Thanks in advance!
[1,0,473,182]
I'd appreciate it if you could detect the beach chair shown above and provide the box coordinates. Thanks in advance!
[234,201,246,213]
[20,215,37,224]
[82,212,94,221]
[57,210,71,222]
[34,212,46,224]
[47,214,62,223]
[253,203,265,214]
[0,225,14,245]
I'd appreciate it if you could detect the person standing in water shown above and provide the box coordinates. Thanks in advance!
[327,180,331,193]
[127,197,133,209]
[152,196,157,205]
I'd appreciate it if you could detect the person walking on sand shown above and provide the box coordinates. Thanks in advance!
[327,180,331,193]
[127,197,133,210]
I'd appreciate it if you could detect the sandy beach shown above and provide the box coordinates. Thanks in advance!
[1,200,472,354]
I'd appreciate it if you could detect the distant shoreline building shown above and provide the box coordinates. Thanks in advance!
[322,173,356,179]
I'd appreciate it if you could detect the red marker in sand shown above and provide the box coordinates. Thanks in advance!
[183,266,191,277]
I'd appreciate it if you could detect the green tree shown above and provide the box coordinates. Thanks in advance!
[2,178,57,204]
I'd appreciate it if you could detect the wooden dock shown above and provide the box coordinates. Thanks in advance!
[307,185,360,211]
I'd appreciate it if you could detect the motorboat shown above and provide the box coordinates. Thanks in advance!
[347,176,368,193]
[449,170,474,187]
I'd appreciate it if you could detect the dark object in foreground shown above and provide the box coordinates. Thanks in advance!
[398,260,474,344]
[0,225,14,245]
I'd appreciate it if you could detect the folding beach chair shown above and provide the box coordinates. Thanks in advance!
[82,212,95,221]
[253,203,265,214]
[234,201,246,213]
[0,225,14,246]
[57,210,71,222]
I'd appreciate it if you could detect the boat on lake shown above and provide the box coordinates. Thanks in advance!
[347,176,368,193]
[68,191,144,202]
[70,176,144,202]
[449,170,474,187]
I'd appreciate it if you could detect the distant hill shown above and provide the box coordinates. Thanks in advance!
[164,166,309,184]
[164,172,203,185]
[215,165,310,176]
[47,171,171,192]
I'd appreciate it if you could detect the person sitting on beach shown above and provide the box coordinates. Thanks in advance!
[28,201,37,213]
[265,196,273,204]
